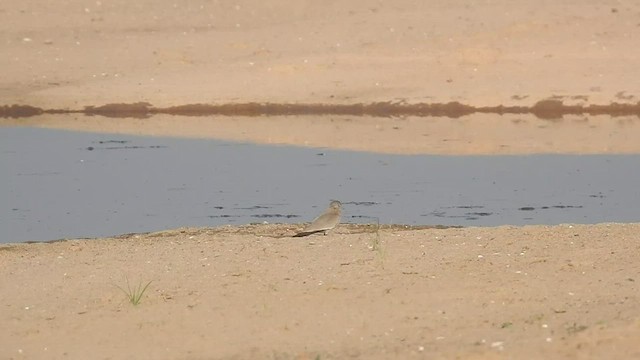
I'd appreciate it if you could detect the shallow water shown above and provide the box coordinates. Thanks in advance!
[2,126,639,243]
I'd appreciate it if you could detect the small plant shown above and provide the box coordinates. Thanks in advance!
[566,322,588,334]
[371,219,386,268]
[115,278,152,306]
[372,219,381,251]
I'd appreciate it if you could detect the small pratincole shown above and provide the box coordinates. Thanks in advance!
[293,200,342,237]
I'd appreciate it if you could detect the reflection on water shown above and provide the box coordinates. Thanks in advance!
[1,127,639,243]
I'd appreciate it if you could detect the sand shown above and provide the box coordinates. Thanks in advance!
[2,0,640,359]
[1,224,640,359]
[2,0,640,155]
[3,0,640,109]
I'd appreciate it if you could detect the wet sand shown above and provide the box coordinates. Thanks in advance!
[2,0,640,359]
[3,112,640,155]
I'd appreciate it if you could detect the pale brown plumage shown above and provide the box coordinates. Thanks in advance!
[293,200,342,237]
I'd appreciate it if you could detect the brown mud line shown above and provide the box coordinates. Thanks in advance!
[21,224,460,244]
[2,100,640,119]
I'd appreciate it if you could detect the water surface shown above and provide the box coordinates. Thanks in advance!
[2,127,639,243]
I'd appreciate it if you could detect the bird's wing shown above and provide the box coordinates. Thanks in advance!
[303,212,338,232]
[292,229,324,237]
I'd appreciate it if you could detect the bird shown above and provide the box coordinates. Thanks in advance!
[293,200,342,237]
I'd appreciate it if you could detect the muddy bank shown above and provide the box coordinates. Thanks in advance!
[2,99,640,119]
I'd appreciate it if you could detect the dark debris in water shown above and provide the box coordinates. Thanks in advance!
[423,210,490,219]
[86,145,167,151]
[96,140,128,144]
[520,205,583,211]
[347,201,378,206]
[541,205,584,209]
[464,212,493,221]
[466,212,493,216]
[235,206,272,210]
[251,214,299,219]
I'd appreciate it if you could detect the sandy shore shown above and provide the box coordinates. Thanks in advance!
[1,223,639,359]
[3,1,640,358]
